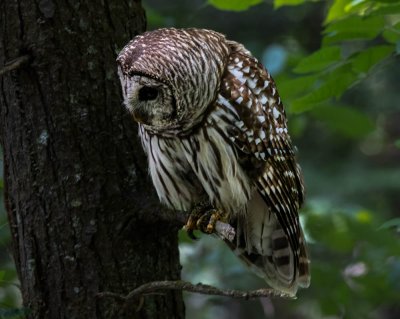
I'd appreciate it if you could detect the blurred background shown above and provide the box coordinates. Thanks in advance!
[1,0,399,318]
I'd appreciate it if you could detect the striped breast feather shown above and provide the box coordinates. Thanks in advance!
[139,124,203,211]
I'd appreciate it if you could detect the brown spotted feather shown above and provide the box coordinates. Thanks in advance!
[215,42,309,292]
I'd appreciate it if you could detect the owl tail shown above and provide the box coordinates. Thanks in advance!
[225,191,310,297]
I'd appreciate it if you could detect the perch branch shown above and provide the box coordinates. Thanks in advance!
[175,211,236,242]
[97,220,291,309]
[214,220,235,241]
[0,55,31,76]
[97,280,294,305]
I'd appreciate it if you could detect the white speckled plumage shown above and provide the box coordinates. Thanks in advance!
[117,28,310,296]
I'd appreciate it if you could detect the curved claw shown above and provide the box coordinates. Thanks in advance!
[184,202,226,239]
[196,213,213,234]
[184,215,199,240]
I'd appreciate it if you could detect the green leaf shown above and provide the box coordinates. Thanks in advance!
[351,45,394,73]
[355,210,373,224]
[374,0,400,3]
[379,218,400,230]
[382,29,400,44]
[369,2,400,15]
[395,139,400,148]
[291,66,357,112]
[277,75,317,100]
[293,46,342,74]
[208,0,263,11]
[274,0,306,9]
[344,0,374,16]
[325,0,349,23]
[382,22,400,47]
[0,179,3,189]
[323,15,385,44]
[311,105,375,138]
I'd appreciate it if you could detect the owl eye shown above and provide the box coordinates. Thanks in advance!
[138,86,159,101]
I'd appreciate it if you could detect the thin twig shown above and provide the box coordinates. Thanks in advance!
[97,280,294,305]
[176,210,236,242]
[0,55,31,76]
[214,220,235,241]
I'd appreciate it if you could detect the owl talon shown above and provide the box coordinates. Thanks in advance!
[184,214,199,239]
[184,204,225,238]
[196,210,223,234]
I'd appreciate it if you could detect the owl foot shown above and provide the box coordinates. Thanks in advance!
[198,210,223,234]
[184,203,225,239]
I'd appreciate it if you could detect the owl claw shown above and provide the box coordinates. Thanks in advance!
[183,213,200,239]
[184,203,224,238]
[197,210,223,234]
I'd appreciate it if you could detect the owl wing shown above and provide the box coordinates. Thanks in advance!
[215,42,309,293]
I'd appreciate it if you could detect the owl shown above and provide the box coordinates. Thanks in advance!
[117,28,310,296]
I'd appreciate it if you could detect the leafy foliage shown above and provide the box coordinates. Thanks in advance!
[208,0,263,11]
[311,104,375,138]
[281,0,399,118]
[304,205,400,317]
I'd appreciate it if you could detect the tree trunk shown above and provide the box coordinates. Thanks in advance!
[0,1,185,318]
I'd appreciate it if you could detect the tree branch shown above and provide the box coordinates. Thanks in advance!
[97,220,284,308]
[97,280,294,306]
[214,220,236,241]
[175,211,236,242]
[97,222,294,309]
[0,55,31,76]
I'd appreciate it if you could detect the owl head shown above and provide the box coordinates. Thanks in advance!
[117,28,230,135]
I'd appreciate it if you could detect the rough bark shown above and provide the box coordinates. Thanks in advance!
[0,1,185,318]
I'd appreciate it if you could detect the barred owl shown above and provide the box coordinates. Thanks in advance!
[117,28,310,296]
